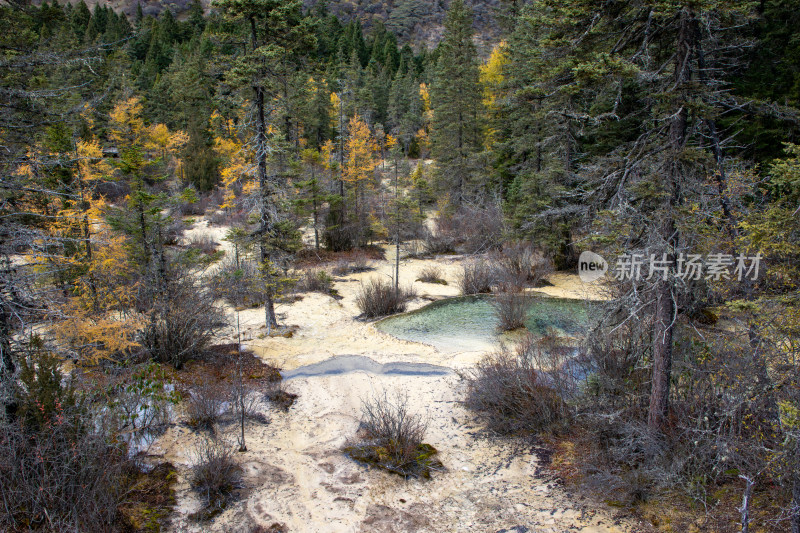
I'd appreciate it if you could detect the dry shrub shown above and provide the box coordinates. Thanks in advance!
[433,203,504,254]
[207,208,249,227]
[355,278,416,318]
[264,380,297,411]
[189,439,243,521]
[492,242,554,289]
[345,391,441,478]
[404,238,427,258]
[186,381,228,431]
[0,404,131,531]
[164,218,188,245]
[186,234,218,255]
[250,524,289,533]
[331,253,372,276]
[465,333,573,434]
[423,232,457,255]
[140,276,226,369]
[458,259,494,295]
[331,259,350,276]
[294,245,385,268]
[295,268,334,294]
[491,290,529,331]
[416,265,447,285]
[4,346,177,531]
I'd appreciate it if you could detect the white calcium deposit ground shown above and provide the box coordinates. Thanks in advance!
[150,218,635,533]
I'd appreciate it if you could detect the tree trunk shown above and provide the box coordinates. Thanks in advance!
[251,16,278,330]
[792,434,800,533]
[648,7,693,431]
[394,157,400,296]
[311,167,319,252]
[0,292,16,419]
[740,475,754,533]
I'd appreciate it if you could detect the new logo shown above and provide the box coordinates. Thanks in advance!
[578,251,607,283]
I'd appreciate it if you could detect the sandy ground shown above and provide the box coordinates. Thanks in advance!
[151,220,635,533]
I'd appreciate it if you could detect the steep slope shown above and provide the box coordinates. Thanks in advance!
[34,0,502,49]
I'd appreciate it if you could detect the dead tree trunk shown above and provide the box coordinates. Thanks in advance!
[250,15,278,330]
[648,7,693,431]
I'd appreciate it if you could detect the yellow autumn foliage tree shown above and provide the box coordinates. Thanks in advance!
[343,115,377,189]
[109,96,145,145]
[214,128,248,211]
[479,41,508,148]
[22,130,141,363]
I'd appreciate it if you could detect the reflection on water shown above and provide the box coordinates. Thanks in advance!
[376,295,590,353]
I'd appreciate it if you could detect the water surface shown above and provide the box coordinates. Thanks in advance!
[376,295,590,353]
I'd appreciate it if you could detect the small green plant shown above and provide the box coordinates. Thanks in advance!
[108,362,180,434]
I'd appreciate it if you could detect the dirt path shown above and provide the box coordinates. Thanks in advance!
[154,225,634,532]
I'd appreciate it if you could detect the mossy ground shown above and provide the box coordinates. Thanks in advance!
[345,441,443,479]
[118,463,178,532]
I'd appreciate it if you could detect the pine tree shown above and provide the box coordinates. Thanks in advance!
[296,148,328,251]
[430,0,482,205]
[182,117,219,192]
[216,0,315,329]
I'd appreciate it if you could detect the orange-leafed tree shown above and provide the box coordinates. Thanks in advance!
[343,115,377,242]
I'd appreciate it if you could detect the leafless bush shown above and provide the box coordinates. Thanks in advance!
[492,242,554,289]
[295,268,334,294]
[332,253,372,276]
[433,203,504,254]
[190,438,243,520]
[423,232,457,255]
[404,238,427,258]
[208,208,249,227]
[0,409,130,531]
[187,381,228,431]
[465,333,572,434]
[208,187,225,208]
[458,259,494,295]
[491,290,529,331]
[164,218,189,245]
[416,265,447,285]
[355,278,416,318]
[140,282,226,369]
[227,359,266,424]
[345,391,441,478]
[331,260,349,276]
[351,253,371,272]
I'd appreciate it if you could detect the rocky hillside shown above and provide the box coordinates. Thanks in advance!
[35,0,503,48]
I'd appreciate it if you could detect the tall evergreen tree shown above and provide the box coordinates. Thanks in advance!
[216,0,315,329]
[430,0,482,205]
